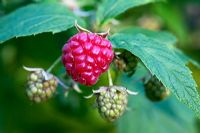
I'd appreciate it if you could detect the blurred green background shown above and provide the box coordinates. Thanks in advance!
[0,0,200,133]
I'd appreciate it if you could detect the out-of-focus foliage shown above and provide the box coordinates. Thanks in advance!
[0,0,200,133]
[152,3,189,45]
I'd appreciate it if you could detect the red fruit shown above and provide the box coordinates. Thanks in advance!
[62,32,114,86]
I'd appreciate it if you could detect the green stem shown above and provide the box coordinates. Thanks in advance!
[47,56,61,73]
[108,69,113,86]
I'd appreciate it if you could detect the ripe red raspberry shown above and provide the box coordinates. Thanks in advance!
[62,32,114,86]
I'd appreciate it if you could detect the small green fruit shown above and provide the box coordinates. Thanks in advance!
[96,86,128,122]
[25,67,58,103]
[144,76,170,102]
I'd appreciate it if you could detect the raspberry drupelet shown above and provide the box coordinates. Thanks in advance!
[62,32,114,86]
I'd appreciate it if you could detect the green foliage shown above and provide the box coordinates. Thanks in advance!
[0,3,85,43]
[153,3,189,45]
[110,33,200,116]
[119,27,200,68]
[96,0,164,25]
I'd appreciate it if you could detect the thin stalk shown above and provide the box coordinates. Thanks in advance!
[55,77,70,91]
[108,69,113,86]
[47,56,61,73]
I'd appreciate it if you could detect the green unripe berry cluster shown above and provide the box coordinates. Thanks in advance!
[96,86,128,122]
[144,76,170,102]
[26,70,58,103]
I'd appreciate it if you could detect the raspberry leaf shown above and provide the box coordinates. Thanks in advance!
[110,33,200,116]
[120,27,200,68]
[0,4,85,43]
[174,48,200,68]
[119,27,177,46]
[96,0,164,26]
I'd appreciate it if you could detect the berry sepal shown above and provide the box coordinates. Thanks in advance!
[75,20,110,38]
[75,20,91,33]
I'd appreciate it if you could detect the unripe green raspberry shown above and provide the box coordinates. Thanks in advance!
[25,67,58,103]
[144,76,170,102]
[96,86,128,122]
[114,50,138,76]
